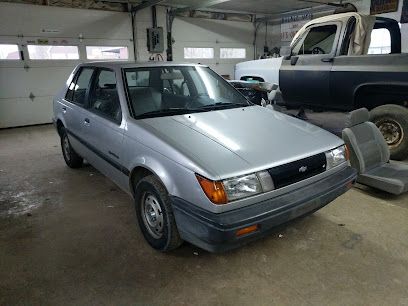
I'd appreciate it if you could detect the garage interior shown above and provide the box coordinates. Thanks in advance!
[0,0,408,305]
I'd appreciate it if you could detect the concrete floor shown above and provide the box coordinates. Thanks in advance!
[1,125,408,306]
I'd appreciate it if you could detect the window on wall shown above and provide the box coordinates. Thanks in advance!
[220,48,246,59]
[0,44,20,60]
[184,47,214,59]
[27,45,79,60]
[368,28,391,54]
[86,46,129,60]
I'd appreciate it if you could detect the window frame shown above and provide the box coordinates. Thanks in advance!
[64,66,96,108]
[219,47,247,59]
[0,43,21,60]
[183,47,215,59]
[27,44,80,60]
[291,22,341,57]
[85,46,129,60]
[87,67,123,125]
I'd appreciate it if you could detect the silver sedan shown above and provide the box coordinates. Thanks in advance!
[53,61,356,252]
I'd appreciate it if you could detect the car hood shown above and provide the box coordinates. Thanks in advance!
[143,106,343,179]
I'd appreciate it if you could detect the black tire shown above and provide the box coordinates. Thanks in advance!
[370,105,408,161]
[134,175,183,252]
[60,127,83,168]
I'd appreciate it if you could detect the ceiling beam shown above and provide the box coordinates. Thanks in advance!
[173,0,234,13]
[132,0,165,11]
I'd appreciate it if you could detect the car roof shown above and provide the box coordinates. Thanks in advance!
[80,61,207,69]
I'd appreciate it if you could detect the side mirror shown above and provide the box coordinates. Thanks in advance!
[280,46,292,59]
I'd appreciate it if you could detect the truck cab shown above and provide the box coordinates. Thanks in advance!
[236,12,408,160]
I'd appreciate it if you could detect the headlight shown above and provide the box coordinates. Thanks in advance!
[325,145,348,170]
[223,171,275,201]
[196,171,275,204]
[223,174,262,201]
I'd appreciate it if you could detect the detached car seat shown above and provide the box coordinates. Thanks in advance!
[342,108,408,195]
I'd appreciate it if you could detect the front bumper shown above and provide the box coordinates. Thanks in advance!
[171,166,357,252]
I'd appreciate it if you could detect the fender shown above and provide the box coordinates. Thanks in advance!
[127,154,184,198]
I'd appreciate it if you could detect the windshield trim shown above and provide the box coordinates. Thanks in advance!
[122,65,252,120]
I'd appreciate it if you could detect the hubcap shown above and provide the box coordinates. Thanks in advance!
[141,193,164,239]
[63,135,71,161]
[376,119,404,148]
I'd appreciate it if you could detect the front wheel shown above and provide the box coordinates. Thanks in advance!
[370,105,408,161]
[134,175,183,252]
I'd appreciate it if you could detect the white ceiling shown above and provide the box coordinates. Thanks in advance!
[0,0,351,15]
[162,0,345,14]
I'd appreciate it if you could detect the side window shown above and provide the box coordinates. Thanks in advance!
[66,68,94,105]
[89,69,122,123]
[368,28,391,54]
[293,25,337,55]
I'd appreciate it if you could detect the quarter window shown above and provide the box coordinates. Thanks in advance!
[293,25,337,55]
[89,70,122,123]
[0,44,20,60]
[368,28,391,54]
[27,45,79,60]
[86,46,129,60]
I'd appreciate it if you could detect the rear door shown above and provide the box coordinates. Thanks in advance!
[61,67,95,158]
[280,22,341,108]
[81,68,127,190]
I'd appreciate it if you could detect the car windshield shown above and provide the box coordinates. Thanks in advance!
[124,65,250,119]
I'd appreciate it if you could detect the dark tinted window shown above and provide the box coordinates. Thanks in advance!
[66,68,94,105]
[293,25,337,55]
[89,69,122,123]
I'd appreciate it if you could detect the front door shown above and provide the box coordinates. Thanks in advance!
[81,68,127,190]
[280,22,340,108]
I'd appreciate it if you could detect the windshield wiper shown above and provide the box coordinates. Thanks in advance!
[136,108,201,119]
[198,102,250,110]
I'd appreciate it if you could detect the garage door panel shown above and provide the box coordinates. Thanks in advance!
[0,97,53,128]
[0,66,75,99]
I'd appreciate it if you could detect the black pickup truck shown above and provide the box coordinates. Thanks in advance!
[235,12,408,160]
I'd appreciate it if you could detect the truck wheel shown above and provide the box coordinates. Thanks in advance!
[134,175,183,252]
[370,105,408,161]
[60,127,83,168]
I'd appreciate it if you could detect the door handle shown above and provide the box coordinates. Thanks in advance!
[62,106,67,113]
[321,57,334,63]
[84,118,90,125]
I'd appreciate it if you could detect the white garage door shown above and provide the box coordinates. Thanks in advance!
[0,3,134,128]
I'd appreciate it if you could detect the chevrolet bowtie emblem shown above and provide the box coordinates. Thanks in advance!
[299,166,308,173]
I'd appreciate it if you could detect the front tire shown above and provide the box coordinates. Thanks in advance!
[370,105,408,161]
[60,128,83,168]
[134,175,183,252]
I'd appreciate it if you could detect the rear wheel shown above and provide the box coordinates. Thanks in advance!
[370,105,408,161]
[134,175,183,252]
[60,128,83,168]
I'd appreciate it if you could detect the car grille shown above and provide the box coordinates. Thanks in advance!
[268,153,327,189]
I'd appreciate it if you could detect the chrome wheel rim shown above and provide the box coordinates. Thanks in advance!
[141,193,164,239]
[63,135,71,161]
[376,119,404,148]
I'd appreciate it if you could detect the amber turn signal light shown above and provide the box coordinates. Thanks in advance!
[196,175,228,205]
[236,224,259,237]
[345,144,350,161]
